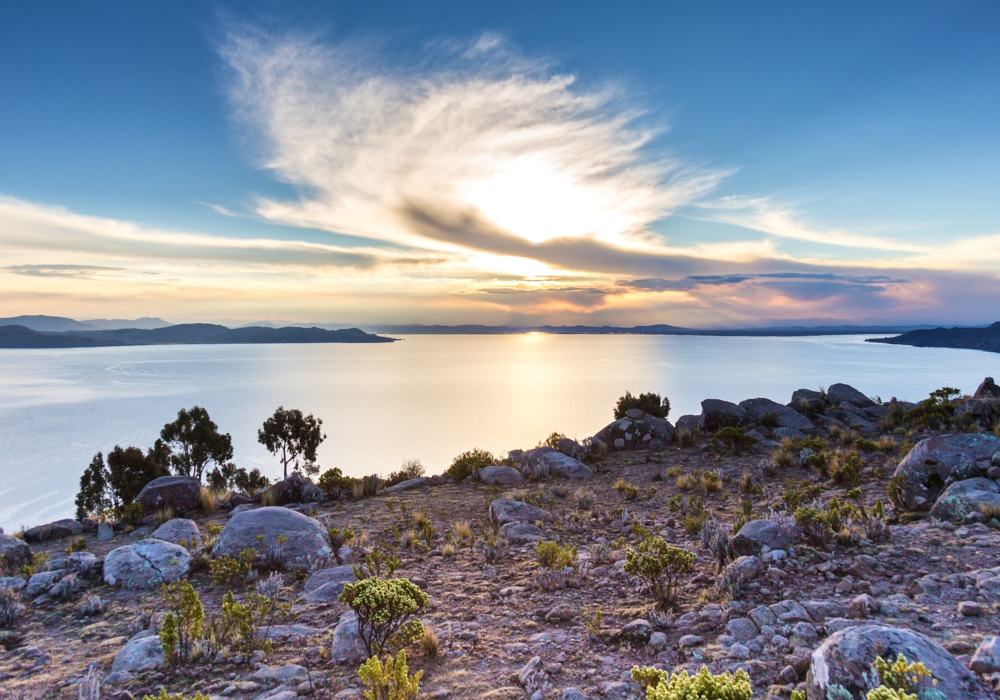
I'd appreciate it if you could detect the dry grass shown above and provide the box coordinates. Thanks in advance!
[260,488,279,507]
[154,505,175,525]
[420,625,440,659]
[198,488,216,514]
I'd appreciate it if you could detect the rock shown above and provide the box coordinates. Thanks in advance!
[303,565,357,603]
[22,519,82,543]
[212,506,332,570]
[893,434,1000,510]
[103,539,192,589]
[0,533,31,568]
[739,398,814,432]
[230,503,261,516]
[975,377,1000,399]
[519,656,544,687]
[958,601,985,617]
[805,624,991,700]
[700,399,746,430]
[802,601,846,623]
[749,605,778,628]
[731,520,793,556]
[790,389,826,413]
[25,571,63,596]
[649,631,668,650]
[383,477,431,493]
[725,556,765,585]
[770,600,811,624]
[726,618,759,644]
[619,619,652,645]
[476,466,526,487]
[678,634,704,648]
[930,478,1000,523]
[252,664,309,683]
[729,643,751,660]
[330,610,367,663]
[848,594,877,619]
[524,448,594,479]
[97,523,114,542]
[675,415,701,433]
[557,437,586,461]
[0,576,26,591]
[257,473,323,505]
[594,414,674,452]
[826,383,875,409]
[111,630,163,675]
[136,475,202,515]
[489,499,552,526]
[954,399,1000,424]
[501,522,544,543]
[151,519,200,548]
[773,427,806,441]
[970,637,1000,674]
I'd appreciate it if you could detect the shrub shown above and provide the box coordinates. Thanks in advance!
[358,474,381,498]
[232,467,270,495]
[21,551,49,577]
[453,521,473,546]
[478,530,505,566]
[905,387,960,430]
[676,426,696,447]
[535,540,577,570]
[352,543,402,579]
[160,612,179,663]
[614,479,639,501]
[75,442,171,520]
[624,536,695,609]
[210,548,257,587]
[868,653,935,700]
[318,466,352,495]
[584,606,603,635]
[218,574,288,659]
[886,474,908,510]
[66,536,88,554]
[339,577,429,657]
[830,451,865,486]
[770,446,795,469]
[542,431,566,448]
[384,459,425,488]
[0,587,23,629]
[113,501,145,527]
[419,625,440,658]
[328,528,355,562]
[715,427,756,456]
[160,580,203,664]
[358,649,422,700]
[702,471,722,493]
[445,449,495,481]
[699,518,730,572]
[574,488,595,511]
[155,505,176,526]
[142,692,210,700]
[794,497,843,546]
[614,391,670,420]
[631,665,752,700]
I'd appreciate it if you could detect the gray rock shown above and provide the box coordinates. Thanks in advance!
[230,503,261,516]
[678,634,703,648]
[806,624,991,700]
[731,519,793,556]
[560,689,590,700]
[22,518,82,543]
[974,377,1000,399]
[802,600,846,623]
[826,383,875,408]
[649,631,668,650]
[970,636,1000,674]
[0,576,26,591]
[330,610,367,663]
[501,522,543,543]
[383,477,430,493]
[729,642,750,659]
[26,570,63,596]
[0,533,31,568]
[739,398,814,431]
[476,466,526,487]
[675,414,701,433]
[700,399,746,430]
[257,473,324,505]
[770,599,811,624]
[524,448,593,479]
[103,538,192,589]
[954,398,1000,424]
[593,413,674,452]
[111,630,163,675]
[726,617,759,644]
[303,565,357,603]
[790,389,826,413]
[725,555,765,584]
[212,506,331,570]
[748,605,777,628]
[489,498,552,526]
[619,619,652,645]
[930,478,1000,522]
[893,434,1000,510]
[773,427,806,440]
[136,475,202,515]
[252,664,309,683]
[97,523,114,542]
[557,437,586,461]
[151,518,200,548]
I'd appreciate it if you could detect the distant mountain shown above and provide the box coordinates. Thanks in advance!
[366,323,929,337]
[0,323,394,349]
[867,322,1000,354]
[79,317,172,330]
[0,315,171,332]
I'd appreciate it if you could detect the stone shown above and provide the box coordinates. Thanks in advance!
[519,656,544,687]
[619,619,652,645]
[970,636,1000,674]
[826,383,875,408]
[649,632,668,650]
[790,389,826,413]
[212,506,332,570]
[975,377,1000,399]
[303,565,357,603]
[330,610,367,663]
[726,618,759,644]
[770,600,811,624]
[382,477,430,493]
[802,601,846,623]
[773,427,806,441]
[25,571,63,597]
[739,398,814,431]
[700,399,746,430]
[958,601,985,617]
[731,520,793,556]
[748,605,778,628]
[0,533,31,568]
[0,576,26,591]
[252,664,309,683]
[725,555,765,584]
[530,449,593,479]
[729,643,750,660]
[560,689,589,700]
[675,414,701,433]
[257,472,324,505]
[954,399,1000,424]
[22,519,82,543]
[501,522,544,543]
[97,523,114,542]
[136,475,202,515]
[930,478,1000,523]
[557,437,586,461]
[476,466,526,487]
[110,630,163,675]
[489,498,552,526]
[678,634,704,648]
[893,434,1000,510]
[805,624,991,700]
[151,518,200,548]
[103,539,192,589]
[593,414,674,452]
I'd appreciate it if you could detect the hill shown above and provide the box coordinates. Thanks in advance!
[867,322,1000,353]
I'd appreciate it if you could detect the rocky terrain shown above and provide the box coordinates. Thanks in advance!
[2,379,1000,700]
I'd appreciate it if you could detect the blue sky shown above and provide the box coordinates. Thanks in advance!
[1,1,998,326]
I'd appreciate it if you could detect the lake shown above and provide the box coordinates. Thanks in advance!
[1,334,997,531]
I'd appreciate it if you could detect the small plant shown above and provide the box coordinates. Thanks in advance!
[78,594,106,618]
[328,527,356,562]
[624,536,695,609]
[700,518,730,572]
[419,624,439,658]
[66,536,88,554]
[453,521,473,546]
[352,543,402,580]
[478,530,506,565]
[257,533,288,572]
[676,426,695,447]
[113,501,145,527]
[876,436,898,453]
[0,587,23,629]
[574,488,595,511]
[198,487,216,514]
[886,474,908,510]
[614,479,640,501]
[160,580,203,664]
[441,543,456,557]
[614,391,670,419]
[794,497,843,546]
[318,466,354,496]
[831,451,865,486]
[535,540,577,570]
[542,431,566,448]
[732,498,754,534]
[141,691,210,700]
[384,459,425,488]
[160,612,179,662]
[339,577,429,657]
[738,471,761,496]
[358,649,422,700]
[715,427,757,455]
[584,606,603,635]
[701,471,722,493]
[210,548,257,587]
[445,448,495,481]
[631,665,752,700]
[21,551,49,577]
[155,504,176,526]
[676,473,695,491]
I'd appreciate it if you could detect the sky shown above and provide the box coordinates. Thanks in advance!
[1,1,999,328]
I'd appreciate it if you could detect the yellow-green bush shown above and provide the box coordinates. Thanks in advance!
[444,448,495,481]
[624,536,694,609]
[209,548,256,587]
[535,540,577,570]
[631,665,751,700]
[358,649,422,700]
[339,577,428,657]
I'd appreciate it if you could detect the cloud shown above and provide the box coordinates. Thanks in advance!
[5,264,132,278]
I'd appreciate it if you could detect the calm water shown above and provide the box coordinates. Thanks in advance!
[1,334,997,531]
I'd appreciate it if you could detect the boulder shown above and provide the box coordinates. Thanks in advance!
[806,624,990,700]
[22,519,82,543]
[675,415,701,433]
[501,522,543,543]
[0,577,26,591]
[26,570,64,596]
[731,520,793,556]
[103,539,191,589]
[738,398,814,432]
[136,475,202,515]
[0,533,31,568]
[975,377,1000,399]
[303,565,357,603]
[826,383,875,409]
[773,427,806,441]
[476,466,526,487]
[97,523,114,542]
[330,610,367,664]
[790,389,826,413]
[252,664,310,684]
[489,499,552,526]
[212,506,331,569]
[111,630,163,675]
[970,636,1000,674]
[383,477,430,493]
[726,617,759,644]
[930,478,1000,522]
[699,399,746,430]
[257,472,323,505]
[593,414,673,452]
[893,434,1000,510]
[954,398,1000,425]
[533,450,593,479]
[557,437,586,461]
[151,518,200,548]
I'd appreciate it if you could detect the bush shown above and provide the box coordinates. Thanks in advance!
[21,551,49,577]
[794,497,843,546]
[614,391,670,420]
[352,543,402,579]
[66,536,88,554]
[218,573,289,658]
[210,548,257,587]
[535,540,577,570]
[714,427,756,455]
[542,431,566,448]
[0,587,23,629]
[624,537,695,609]
[113,501,144,527]
[75,443,171,520]
[318,467,354,495]
[358,649,422,700]
[384,459,425,488]
[160,580,203,664]
[231,467,270,496]
[631,665,752,700]
[676,426,696,447]
[445,449,495,481]
[614,479,639,501]
[339,577,429,657]
[831,451,865,486]
[142,692,210,700]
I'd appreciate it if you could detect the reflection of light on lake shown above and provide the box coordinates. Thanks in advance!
[521,331,547,342]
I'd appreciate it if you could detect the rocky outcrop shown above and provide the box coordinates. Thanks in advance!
[731,519,793,556]
[489,499,552,526]
[136,475,202,515]
[790,389,826,413]
[0,533,31,568]
[893,434,1000,510]
[930,478,1000,523]
[738,398,814,432]
[975,377,1000,399]
[501,522,543,543]
[383,477,430,493]
[512,447,593,479]
[104,539,191,589]
[330,610,367,664]
[826,383,875,408]
[475,466,526,487]
[699,399,745,430]
[675,414,700,433]
[22,519,82,543]
[257,472,323,505]
[212,506,331,569]
[806,625,991,700]
[151,518,200,548]
[593,411,674,451]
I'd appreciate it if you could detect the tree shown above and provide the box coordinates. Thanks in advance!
[160,406,234,482]
[76,453,110,520]
[614,391,671,420]
[107,444,169,505]
[257,407,326,480]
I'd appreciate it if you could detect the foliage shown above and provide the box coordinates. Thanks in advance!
[257,406,326,480]
[872,653,934,697]
[21,551,49,577]
[352,543,402,580]
[614,390,670,420]
[328,527,356,562]
[445,448,496,481]
[584,606,603,635]
[161,406,234,482]
[318,466,355,495]
[902,387,961,430]
[384,459,425,488]
[676,426,696,447]
[210,548,257,587]
[142,691,210,700]
[831,451,865,486]
[353,474,382,499]
[624,536,695,609]
[219,573,289,658]
[113,501,145,527]
[794,497,843,546]
[0,587,23,629]
[419,624,440,658]
[207,463,270,495]
[478,529,506,565]
[700,518,730,572]
[887,474,909,511]
[359,649,422,700]
[339,577,429,657]
[535,540,577,570]
[541,431,566,448]
[715,427,757,456]
[66,536,88,554]
[75,442,171,519]
[631,665,752,700]
[160,612,179,663]
[161,580,203,664]
[614,479,640,501]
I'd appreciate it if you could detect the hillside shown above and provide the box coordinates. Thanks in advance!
[868,322,1000,353]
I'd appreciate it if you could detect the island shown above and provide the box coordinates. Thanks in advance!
[867,321,1000,354]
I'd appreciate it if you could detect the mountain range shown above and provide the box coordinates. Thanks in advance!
[867,322,1000,354]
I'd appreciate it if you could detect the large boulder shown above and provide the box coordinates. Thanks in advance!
[136,475,202,515]
[257,472,323,505]
[826,383,875,409]
[489,498,552,526]
[212,506,331,569]
[476,466,526,487]
[954,398,1000,425]
[593,412,674,451]
[675,415,701,433]
[806,625,991,700]
[790,389,826,413]
[0,533,31,568]
[738,398,814,432]
[975,377,1000,399]
[532,450,592,479]
[930,478,1000,523]
[151,518,200,548]
[111,630,163,675]
[22,519,82,543]
[699,399,746,431]
[303,565,357,603]
[970,636,1000,674]
[103,539,191,589]
[330,610,367,664]
[731,519,793,556]
[893,434,1000,510]
[383,477,430,493]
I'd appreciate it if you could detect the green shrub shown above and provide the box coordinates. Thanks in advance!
[831,451,865,486]
[715,427,757,456]
[445,449,495,481]
[318,467,354,495]
[160,580,203,664]
[113,501,145,527]
[384,459,425,488]
[75,444,171,520]
[631,665,751,700]
[535,540,577,570]
[210,548,257,587]
[624,537,694,609]
[21,551,49,577]
[160,612,178,663]
[794,497,843,546]
[352,543,401,579]
[614,479,640,501]
[339,577,429,657]
[218,574,289,658]
[231,467,270,496]
[358,649,422,700]
[66,536,88,554]
[328,528,355,562]
[614,391,670,419]
[142,691,210,700]
[760,412,779,429]
[0,587,24,630]
[542,431,566,448]
[904,387,960,429]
